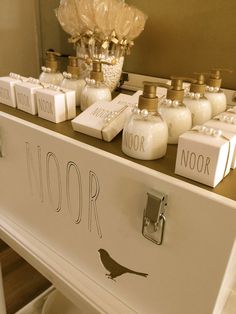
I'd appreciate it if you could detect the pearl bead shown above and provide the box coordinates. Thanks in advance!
[195,93,200,100]
[229,116,234,123]
[199,126,207,133]
[226,116,231,123]
[219,115,227,122]
[213,129,222,137]
[207,128,214,136]
[173,100,179,107]
[190,92,195,99]
[132,107,138,114]
[141,109,149,117]
[167,99,172,107]
[209,87,214,92]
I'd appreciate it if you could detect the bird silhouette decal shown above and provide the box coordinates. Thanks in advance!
[98,249,148,281]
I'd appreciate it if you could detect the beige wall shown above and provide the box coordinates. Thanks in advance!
[39,0,236,89]
[0,0,41,77]
[124,0,236,89]
[3,1,235,89]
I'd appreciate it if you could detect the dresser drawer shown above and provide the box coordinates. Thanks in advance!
[0,111,236,314]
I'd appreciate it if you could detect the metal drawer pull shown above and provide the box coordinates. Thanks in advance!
[142,191,168,245]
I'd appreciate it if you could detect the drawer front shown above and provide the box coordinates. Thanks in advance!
[0,112,236,314]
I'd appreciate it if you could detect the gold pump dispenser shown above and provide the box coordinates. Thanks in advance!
[167,78,184,101]
[190,73,206,94]
[67,56,80,78]
[138,81,158,112]
[90,61,104,82]
[206,68,232,88]
[45,51,61,72]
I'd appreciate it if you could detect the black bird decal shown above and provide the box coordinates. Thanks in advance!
[98,249,148,281]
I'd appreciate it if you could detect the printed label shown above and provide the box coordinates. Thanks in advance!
[0,87,10,101]
[17,92,30,108]
[38,97,53,115]
[123,131,145,152]
[180,149,210,175]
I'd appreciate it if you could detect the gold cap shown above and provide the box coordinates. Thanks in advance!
[190,73,206,93]
[167,77,184,101]
[206,69,222,88]
[67,56,80,78]
[206,68,232,88]
[45,50,61,72]
[90,61,104,82]
[138,81,158,112]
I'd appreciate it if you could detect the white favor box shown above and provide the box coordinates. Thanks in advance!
[175,127,236,187]
[72,93,139,142]
[0,76,24,108]
[204,119,236,134]
[204,118,236,169]
[36,88,76,123]
[15,81,43,115]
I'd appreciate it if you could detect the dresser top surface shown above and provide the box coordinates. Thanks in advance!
[0,103,235,202]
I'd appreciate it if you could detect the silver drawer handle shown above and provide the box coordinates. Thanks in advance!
[142,191,168,245]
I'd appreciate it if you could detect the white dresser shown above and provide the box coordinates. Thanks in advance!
[0,103,235,314]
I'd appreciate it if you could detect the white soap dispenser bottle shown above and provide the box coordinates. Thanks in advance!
[184,73,212,126]
[39,51,63,86]
[122,82,168,160]
[158,78,192,144]
[80,60,112,111]
[61,56,86,107]
[205,69,230,117]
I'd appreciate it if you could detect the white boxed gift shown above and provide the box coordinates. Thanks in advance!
[15,78,43,115]
[36,85,76,123]
[175,125,236,187]
[0,73,27,108]
[71,93,140,142]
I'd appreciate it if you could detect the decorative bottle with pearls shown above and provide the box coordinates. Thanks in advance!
[39,51,63,86]
[80,61,111,111]
[205,69,230,117]
[184,73,212,126]
[122,82,168,160]
[61,56,86,107]
[158,78,192,144]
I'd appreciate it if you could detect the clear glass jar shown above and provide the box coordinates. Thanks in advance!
[80,79,111,111]
[122,108,168,160]
[39,69,63,86]
[61,76,86,107]
[158,99,192,144]
[184,93,212,126]
[205,86,227,117]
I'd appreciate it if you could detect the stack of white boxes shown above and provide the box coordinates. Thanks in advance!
[0,74,76,123]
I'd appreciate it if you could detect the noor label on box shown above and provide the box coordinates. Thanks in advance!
[0,73,27,108]
[36,85,76,123]
[15,78,43,115]
[175,125,236,187]
[72,93,141,142]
